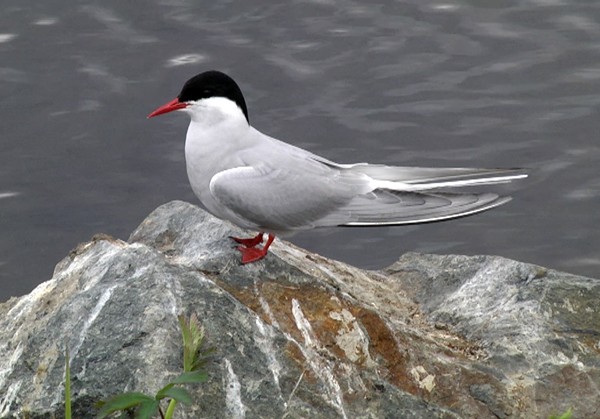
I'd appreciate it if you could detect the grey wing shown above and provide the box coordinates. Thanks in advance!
[309,161,524,226]
[208,164,362,231]
[316,189,511,226]
[207,130,526,230]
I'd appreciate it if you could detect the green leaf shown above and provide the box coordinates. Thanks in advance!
[548,408,573,419]
[169,371,208,385]
[156,382,174,397]
[135,399,160,419]
[156,386,193,405]
[97,392,154,418]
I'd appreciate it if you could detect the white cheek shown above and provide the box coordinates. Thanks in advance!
[187,97,246,126]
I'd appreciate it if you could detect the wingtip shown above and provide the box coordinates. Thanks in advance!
[341,192,515,227]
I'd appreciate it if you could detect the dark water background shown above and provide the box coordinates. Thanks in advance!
[2,0,599,301]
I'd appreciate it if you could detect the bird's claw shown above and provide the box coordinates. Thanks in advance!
[234,233,275,264]
[237,245,268,264]
[229,232,264,248]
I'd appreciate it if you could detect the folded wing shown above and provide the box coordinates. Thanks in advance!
[210,155,526,232]
[317,190,511,226]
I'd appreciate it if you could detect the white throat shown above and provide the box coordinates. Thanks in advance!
[183,96,247,127]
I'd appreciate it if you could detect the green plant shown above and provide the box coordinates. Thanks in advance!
[97,314,210,419]
[549,408,573,419]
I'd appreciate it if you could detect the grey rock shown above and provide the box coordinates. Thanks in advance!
[0,200,598,418]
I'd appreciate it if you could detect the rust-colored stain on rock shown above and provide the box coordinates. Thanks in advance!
[214,276,529,416]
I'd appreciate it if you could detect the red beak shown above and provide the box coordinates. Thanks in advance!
[147,98,188,118]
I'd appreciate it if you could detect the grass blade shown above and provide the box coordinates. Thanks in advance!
[65,346,71,419]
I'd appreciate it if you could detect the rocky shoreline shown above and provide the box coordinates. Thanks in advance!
[1,201,598,418]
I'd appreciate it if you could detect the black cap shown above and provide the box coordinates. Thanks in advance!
[178,70,249,123]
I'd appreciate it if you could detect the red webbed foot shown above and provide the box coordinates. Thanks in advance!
[230,232,264,248]
[236,234,275,264]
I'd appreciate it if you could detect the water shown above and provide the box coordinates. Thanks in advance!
[1,0,599,301]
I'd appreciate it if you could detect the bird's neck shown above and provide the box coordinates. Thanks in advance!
[185,109,250,164]
[184,97,248,149]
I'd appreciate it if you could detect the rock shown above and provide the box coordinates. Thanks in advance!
[0,200,598,418]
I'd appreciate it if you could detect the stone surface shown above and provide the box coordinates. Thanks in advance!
[0,201,598,418]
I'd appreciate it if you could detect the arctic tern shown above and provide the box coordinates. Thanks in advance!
[148,70,527,264]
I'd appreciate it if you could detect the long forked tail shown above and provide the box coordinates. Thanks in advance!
[319,165,527,227]
[351,165,528,191]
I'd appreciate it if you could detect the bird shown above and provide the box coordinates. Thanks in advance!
[148,70,527,264]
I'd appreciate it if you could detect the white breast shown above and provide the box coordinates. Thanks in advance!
[183,96,253,220]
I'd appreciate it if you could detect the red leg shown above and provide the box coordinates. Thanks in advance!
[237,234,276,264]
[230,232,264,248]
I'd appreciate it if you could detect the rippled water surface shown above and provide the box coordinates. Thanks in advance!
[1,0,599,300]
